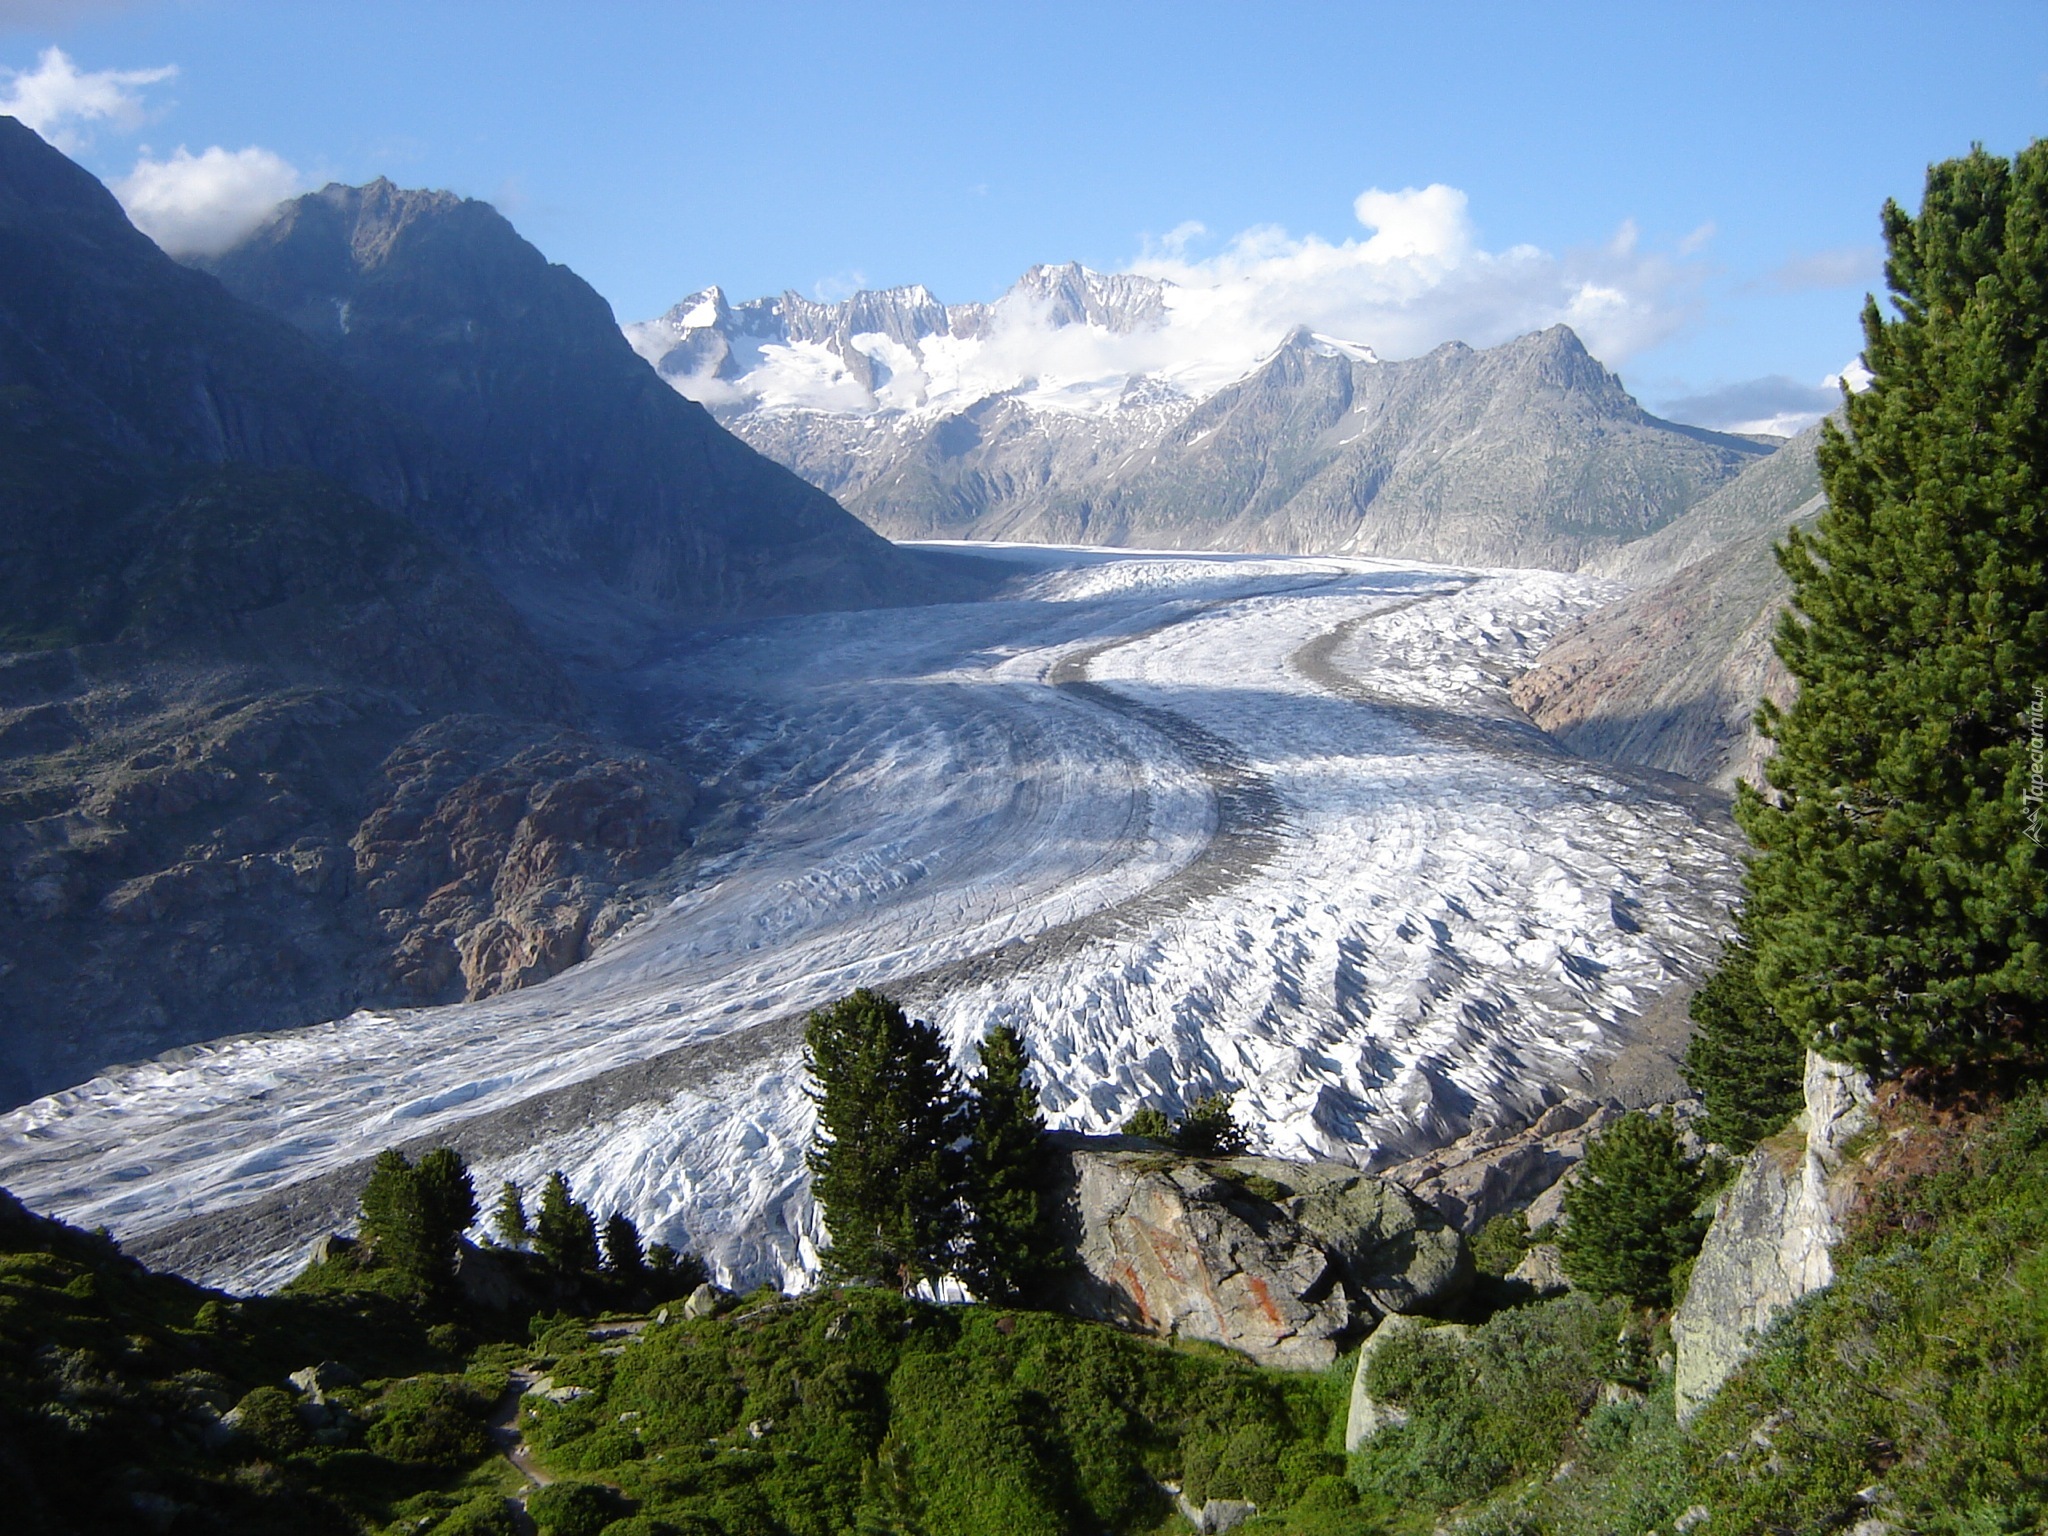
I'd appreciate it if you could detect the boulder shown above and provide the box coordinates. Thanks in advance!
[1047,1137,1469,1370]
[1178,1492,1260,1533]
[1672,1050,1875,1420]
[1506,1242,1571,1296]
[286,1360,360,1404]
[683,1281,721,1319]
[1344,1314,1474,1450]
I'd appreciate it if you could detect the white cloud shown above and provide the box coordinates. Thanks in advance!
[1125,183,1697,378]
[0,45,172,152]
[1764,246,1881,293]
[114,144,301,257]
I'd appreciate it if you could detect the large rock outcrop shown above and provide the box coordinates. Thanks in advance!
[1672,1050,1875,1419]
[1047,1138,1470,1370]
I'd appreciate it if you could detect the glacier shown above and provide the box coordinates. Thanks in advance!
[0,547,1742,1293]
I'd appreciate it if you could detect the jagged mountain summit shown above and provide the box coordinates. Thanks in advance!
[630,266,1772,567]
[201,180,981,632]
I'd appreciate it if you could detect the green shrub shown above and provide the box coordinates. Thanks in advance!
[230,1383,311,1459]
[527,1481,628,1536]
[598,1519,681,1536]
[366,1375,491,1469]
[429,1495,521,1536]
[1682,928,1803,1149]
[1557,1112,1711,1306]
[1119,1106,1172,1140]
[1469,1211,1531,1278]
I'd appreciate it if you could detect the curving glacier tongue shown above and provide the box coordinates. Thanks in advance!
[0,548,1742,1293]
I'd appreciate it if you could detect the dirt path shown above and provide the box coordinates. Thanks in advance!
[488,1371,551,1534]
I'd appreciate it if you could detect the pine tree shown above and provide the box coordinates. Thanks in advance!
[358,1149,431,1283]
[1557,1112,1711,1308]
[1120,1106,1172,1141]
[490,1180,530,1249]
[357,1146,474,1291]
[533,1170,601,1275]
[602,1211,645,1277]
[1682,921,1805,1149]
[962,1023,1064,1303]
[413,1146,477,1276]
[1172,1093,1252,1157]
[1738,142,2048,1072]
[804,988,967,1288]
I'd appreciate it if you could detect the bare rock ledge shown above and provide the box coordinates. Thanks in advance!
[1047,1135,1472,1370]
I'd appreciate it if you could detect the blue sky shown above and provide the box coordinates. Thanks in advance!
[4,0,2043,430]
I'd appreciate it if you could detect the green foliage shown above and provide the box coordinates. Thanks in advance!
[1681,924,1804,1149]
[520,1288,1344,1536]
[534,1172,602,1276]
[962,1023,1064,1304]
[1404,1081,2048,1534]
[1352,1295,1633,1517]
[527,1481,628,1536]
[1119,1094,1253,1156]
[365,1374,492,1469]
[1737,141,2048,1072]
[490,1181,530,1249]
[602,1212,645,1277]
[1119,1106,1172,1140]
[0,1183,493,1534]
[1557,1112,1711,1307]
[231,1382,314,1459]
[1173,1092,1253,1156]
[804,989,968,1288]
[1469,1211,1531,1279]
[359,1147,477,1294]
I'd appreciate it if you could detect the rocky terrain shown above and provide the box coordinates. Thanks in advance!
[1049,1134,1470,1369]
[632,267,1772,567]
[0,121,974,1107]
[1511,421,1827,787]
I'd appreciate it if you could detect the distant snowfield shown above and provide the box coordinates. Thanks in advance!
[0,548,1742,1292]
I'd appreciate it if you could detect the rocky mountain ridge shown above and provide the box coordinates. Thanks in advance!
[201,180,985,635]
[633,265,1771,566]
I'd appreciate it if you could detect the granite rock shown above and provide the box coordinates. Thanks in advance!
[1048,1138,1469,1370]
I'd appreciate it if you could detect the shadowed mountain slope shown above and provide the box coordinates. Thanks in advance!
[201,180,983,624]
[0,128,711,1104]
[1512,421,1830,787]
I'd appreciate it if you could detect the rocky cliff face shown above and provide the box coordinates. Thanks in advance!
[1047,1138,1470,1370]
[1672,1049,1876,1420]
[1511,423,1825,788]
[202,181,979,624]
[0,126,705,1105]
[635,264,1770,568]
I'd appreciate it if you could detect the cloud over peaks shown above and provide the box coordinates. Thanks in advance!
[1130,183,1701,371]
[115,144,301,257]
[0,45,172,152]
